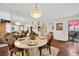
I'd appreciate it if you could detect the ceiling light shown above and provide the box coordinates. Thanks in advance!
[31,3,42,19]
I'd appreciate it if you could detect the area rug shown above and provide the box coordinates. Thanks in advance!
[41,46,59,56]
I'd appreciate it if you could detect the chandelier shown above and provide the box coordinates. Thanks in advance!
[31,3,42,19]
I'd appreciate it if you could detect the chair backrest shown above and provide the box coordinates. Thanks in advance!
[0,33,7,44]
[25,30,29,37]
[5,33,16,49]
[0,33,6,39]
[47,32,54,45]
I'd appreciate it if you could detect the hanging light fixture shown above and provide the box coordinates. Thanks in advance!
[31,3,42,19]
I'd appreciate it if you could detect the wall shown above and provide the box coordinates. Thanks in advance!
[47,19,68,41]
[46,22,54,34]
[6,23,11,33]
[54,19,68,41]
[0,11,10,20]
[11,15,29,32]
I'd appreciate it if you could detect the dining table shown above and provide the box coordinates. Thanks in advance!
[14,36,47,56]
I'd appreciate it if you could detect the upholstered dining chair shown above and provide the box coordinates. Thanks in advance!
[0,45,9,56]
[39,32,54,56]
[24,30,29,37]
[0,35,9,56]
[5,33,24,56]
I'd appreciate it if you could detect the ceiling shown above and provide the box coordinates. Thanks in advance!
[0,3,79,24]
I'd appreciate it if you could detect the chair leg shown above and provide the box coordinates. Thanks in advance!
[22,50,24,56]
[48,46,51,54]
[39,49,42,56]
[25,49,29,56]
[15,52,16,54]
[11,51,13,56]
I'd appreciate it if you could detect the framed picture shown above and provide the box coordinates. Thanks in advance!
[56,23,63,30]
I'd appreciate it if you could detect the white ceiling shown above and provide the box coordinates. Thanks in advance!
[0,3,79,23]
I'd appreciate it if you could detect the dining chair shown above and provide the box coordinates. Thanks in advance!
[5,33,24,56]
[0,36,9,56]
[20,32,25,38]
[24,30,29,37]
[0,45,9,56]
[0,35,7,44]
[39,32,54,56]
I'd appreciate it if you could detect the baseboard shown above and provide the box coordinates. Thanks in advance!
[54,39,68,42]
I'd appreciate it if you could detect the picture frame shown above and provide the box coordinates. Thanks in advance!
[56,23,63,30]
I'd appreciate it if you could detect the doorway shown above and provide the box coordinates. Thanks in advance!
[68,21,79,42]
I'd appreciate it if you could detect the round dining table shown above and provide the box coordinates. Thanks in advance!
[14,37,47,56]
